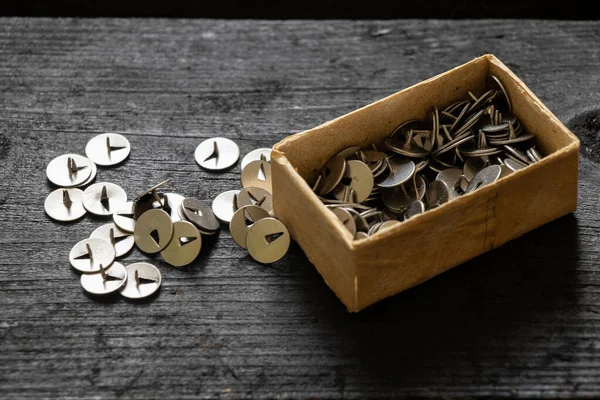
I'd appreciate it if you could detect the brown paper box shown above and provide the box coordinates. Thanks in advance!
[271,54,580,312]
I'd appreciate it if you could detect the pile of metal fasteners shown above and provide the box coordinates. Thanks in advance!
[208,147,291,264]
[45,133,291,299]
[45,133,164,298]
[310,74,544,239]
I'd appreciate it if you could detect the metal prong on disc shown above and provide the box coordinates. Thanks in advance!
[233,193,238,210]
[204,141,220,163]
[134,269,140,289]
[63,190,72,208]
[99,263,106,282]
[86,243,93,262]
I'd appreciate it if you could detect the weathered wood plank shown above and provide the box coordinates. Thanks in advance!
[1,18,600,399]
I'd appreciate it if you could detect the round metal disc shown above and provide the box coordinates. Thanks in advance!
[404,200,425,220]
[44,188,87,222]
[82,182,128,216]
[133,180,171,202]
[212,190,240,224]
[160,221,202,267]
[46,153,92,187]
[74,159,97,188]
[241,160,272,193]
[246,218,290,264]
[381,175,426,214]
[119,262,162,299]
[425,180,450,209]
[355,231,369,240]
[490,74,512,112]
[90,223,135,258]
[134,209,174,253]
[315,155,346,195]
[489,133,534,146]
[337,146,362,159]
[85,133,131,166]
[331,207,357,237]
[229,205,270,249]
[69,237,116,274]
[504,157,526,172]
[376,158,416,188]
[113,201,136,233]
[385,138,430,158]
[180,198,220,235]
[466,165,502,193]
[155,193,186,222]
[195,137,239,170]
[241,148,272,170]
[80,262,127,295]
[464,157,487,181]
[237,187,273,216]
[436,168,463,190]
[332,160,374,203]
[499,164,513,179]
[504,145,531,165]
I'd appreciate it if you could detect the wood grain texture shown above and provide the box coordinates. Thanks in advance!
[1,18,600,399]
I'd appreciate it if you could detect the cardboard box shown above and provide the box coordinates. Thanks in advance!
[271,54,580,312]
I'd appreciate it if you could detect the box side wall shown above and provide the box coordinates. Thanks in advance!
[272,150,357,310]
[274,55,490,183]
[353,145,578,311]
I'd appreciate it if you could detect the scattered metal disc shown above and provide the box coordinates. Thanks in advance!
[160,221,202,267]
[315,155,346,195]
[180,197,220,235]
[119,262,162,299]
[90,223,135,258]
[237,187,273,215]
[74,159,97,188]
[133,180,171,202]
[241,148,272,170]
[195,137,239,170]
[112,201,136,233]
[229,205,270,249]
[331,208,356,237]
[241,159,272,193]
[69,237,115,274]
[80,262,127,295]
[376,158,416,188]
[85,133,131,166]
[155,192,186,222]
[46,153,92,187]
[44,188,87,222]
[134,209,174,254]
[82,182,127,216]
[246,217,291,264]
[466,165,502,193]
[212,190,240,224]
[332,160,374,203]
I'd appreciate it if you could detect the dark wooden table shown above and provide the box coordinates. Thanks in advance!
[1,18,599,399]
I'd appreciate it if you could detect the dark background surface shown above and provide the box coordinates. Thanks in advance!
[1,18,600,399]
[1,0,599,19]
